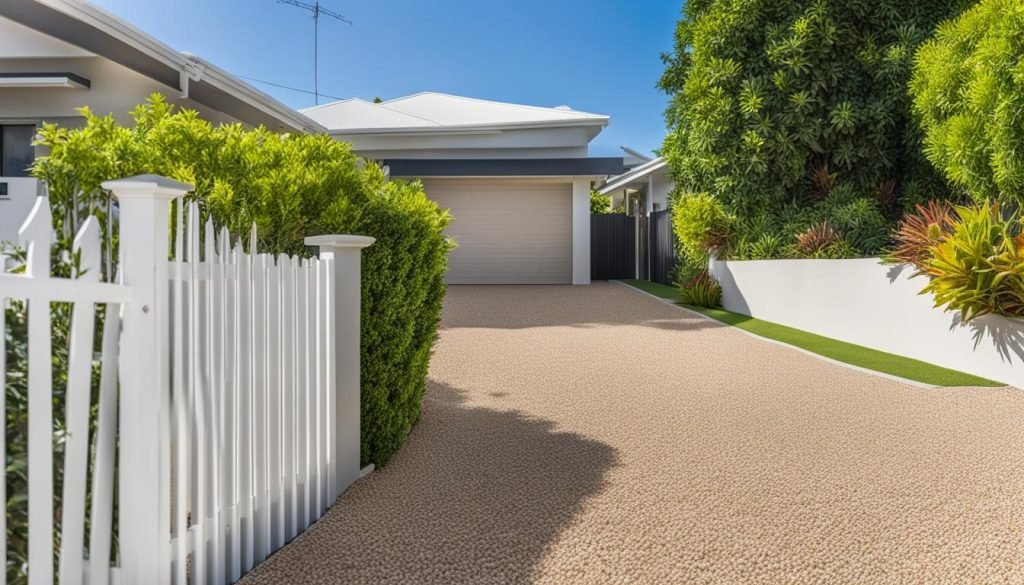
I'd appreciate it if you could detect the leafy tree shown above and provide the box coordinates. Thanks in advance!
[660,0,966,261]
[911,0,1024,207]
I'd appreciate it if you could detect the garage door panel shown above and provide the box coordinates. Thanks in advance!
[424,180,572,285]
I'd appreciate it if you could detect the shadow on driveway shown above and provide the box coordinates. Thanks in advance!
[239,380,618,585]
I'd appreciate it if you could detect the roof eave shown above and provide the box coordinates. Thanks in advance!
[325,117,610,136]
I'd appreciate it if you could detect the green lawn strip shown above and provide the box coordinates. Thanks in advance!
[617,279,1003,388]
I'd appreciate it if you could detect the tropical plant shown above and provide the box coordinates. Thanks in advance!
[31,95,452,466]
[660,0,965,260]
[671,192,734,263]
[922,202,1024,321]
[910,0,1024,207]
[885,200,957,273]
[590,190,614,214]
[677,268,723,308]
[794,221,841,256]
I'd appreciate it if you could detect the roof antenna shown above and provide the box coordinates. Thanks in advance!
[276,0,352,106]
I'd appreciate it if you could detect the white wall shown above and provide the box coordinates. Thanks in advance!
[337,126,594,160]
[572,179,591,285]
[0,178,40,245]
[710,257,1024,389]
[649,171,674,212]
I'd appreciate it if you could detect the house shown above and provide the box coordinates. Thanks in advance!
[598,154,674,216]
[0,0,324,243]
[302,93,623,285]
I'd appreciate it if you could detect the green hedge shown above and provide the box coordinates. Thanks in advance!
[31,94,452,466]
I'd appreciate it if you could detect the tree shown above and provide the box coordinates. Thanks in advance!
[911,0,1024,207]
[659,0,966,259]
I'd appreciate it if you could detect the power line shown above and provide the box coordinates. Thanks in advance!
[275,0,352,106]
[235,74,346,102]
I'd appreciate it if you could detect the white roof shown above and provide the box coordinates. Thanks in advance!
[303,92,609,134]
[598,156,668,195]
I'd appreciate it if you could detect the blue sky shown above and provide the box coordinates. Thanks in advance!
[90,0,681,157]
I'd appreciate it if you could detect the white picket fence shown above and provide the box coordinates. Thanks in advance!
[0,175,373,585]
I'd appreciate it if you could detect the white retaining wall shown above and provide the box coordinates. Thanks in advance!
[710,257,1024,388]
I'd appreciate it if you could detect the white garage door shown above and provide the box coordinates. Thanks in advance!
[423,180,573,284]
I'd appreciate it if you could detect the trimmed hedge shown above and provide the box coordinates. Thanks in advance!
[32,94,452,466]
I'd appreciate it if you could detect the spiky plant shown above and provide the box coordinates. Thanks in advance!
[795,221,841,256]
[677,269,723,308]
[885,200,957,274]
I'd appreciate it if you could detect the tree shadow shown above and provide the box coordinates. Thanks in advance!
[239,380,619,585]
[440,283,726,332]
[960,313,1024,365]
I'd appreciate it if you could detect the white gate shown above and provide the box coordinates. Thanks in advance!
[0,174,373,585]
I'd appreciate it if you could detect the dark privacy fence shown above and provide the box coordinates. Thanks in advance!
[590,210,677,285]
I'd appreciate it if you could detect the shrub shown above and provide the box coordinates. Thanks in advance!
[886,200,957,273]
[910,0,1024,206]
[921,202,1024,321]
[677,269,723,308]
[590,190,614,214]
[671,192,734,262]
[31,95,452,466]
[794,221,841,256]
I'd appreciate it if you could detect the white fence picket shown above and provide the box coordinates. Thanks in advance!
[5,175,371,585]
[57,218,102,585]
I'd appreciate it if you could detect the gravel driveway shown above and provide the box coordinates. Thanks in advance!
[241,282,1024,584]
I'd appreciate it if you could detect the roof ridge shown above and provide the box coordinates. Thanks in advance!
[384,91,608,120]
[369,100,444,126]
[299,97,368,113]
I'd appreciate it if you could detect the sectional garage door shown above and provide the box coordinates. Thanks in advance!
[422,180,573,284]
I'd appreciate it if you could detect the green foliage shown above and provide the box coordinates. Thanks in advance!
[671,192,734,261]
[677,269,723,308]
[32,95,452,466]
[590,189,614,214]
[910,0,1024,207]
[920,202,1024,321]
[660,0,965,259]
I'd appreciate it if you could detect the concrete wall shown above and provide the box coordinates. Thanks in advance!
[710,257,1024,389]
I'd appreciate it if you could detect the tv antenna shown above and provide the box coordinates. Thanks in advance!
[276,0,351,105]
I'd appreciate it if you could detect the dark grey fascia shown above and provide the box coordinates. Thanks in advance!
[383,158,625,177]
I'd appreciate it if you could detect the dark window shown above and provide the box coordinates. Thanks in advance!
[1,125,36,177]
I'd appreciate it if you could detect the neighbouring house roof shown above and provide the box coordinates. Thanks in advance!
[302,92,610,134]
[598,156,668,195]
[621,146,653,166]
[384,157,624,178]
[0,0,325,133]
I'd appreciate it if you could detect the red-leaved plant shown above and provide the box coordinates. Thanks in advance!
[885,200,957,274]
[795,221,840,255]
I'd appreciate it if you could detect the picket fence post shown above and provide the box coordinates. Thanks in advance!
[103,175,192,585]
[305,235,374,500]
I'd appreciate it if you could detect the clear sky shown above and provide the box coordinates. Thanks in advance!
[89,0,681,158]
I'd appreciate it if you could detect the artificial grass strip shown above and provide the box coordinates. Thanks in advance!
[618,279,1003,388]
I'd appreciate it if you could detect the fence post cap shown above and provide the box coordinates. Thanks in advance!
[101,174,193,199]
[305,234,375,249]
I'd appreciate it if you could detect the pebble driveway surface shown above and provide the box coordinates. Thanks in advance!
[240,282,1024,584]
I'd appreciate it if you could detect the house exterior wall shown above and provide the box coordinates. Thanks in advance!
[649,171,674,211]
[339,126,594,160]
[0,57,240,128]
